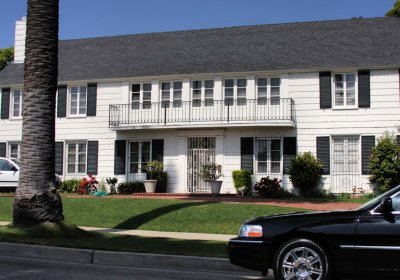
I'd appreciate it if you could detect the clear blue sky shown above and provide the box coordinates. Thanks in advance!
[0,0,396,48]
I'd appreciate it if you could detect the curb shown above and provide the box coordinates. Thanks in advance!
[0,242,254,274]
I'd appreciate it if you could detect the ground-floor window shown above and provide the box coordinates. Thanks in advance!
[129,141,151,173]
[255,138,281,174]
[67,142,87,174]
[8,142,21,159]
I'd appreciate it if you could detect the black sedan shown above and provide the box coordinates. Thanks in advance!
[228,185,400,280]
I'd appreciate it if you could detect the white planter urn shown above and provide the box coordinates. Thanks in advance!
[144,180,157,193]
[210,181,222,195]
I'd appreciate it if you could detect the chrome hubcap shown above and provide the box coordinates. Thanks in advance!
[281,246,324,280]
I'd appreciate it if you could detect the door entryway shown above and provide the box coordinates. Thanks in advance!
[187,137,216,193]
[332,136,360,193]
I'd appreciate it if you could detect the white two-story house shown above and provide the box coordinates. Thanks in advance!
[1,17,400,194]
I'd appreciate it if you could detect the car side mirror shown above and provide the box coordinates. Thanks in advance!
[10,166,18,172]
[378,197,394,213]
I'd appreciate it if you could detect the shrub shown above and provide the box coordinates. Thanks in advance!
[288,152,323,197]
[153,171,168,193]
[143,160,164,180]
[117,181,145,194]
[58,179,80,193]
[369,133,400,194]
[254,177,283,198]
[232,170,252,195]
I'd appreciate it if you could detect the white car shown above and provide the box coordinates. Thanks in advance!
[0,157,61,189]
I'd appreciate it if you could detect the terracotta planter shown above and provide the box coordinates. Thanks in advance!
[210,181,222,195]
[144,180,157,193]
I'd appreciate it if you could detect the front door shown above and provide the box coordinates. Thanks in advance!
[187,137,215,193]
[332,136,360,193]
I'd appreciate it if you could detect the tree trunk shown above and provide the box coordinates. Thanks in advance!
[13,0,64,226]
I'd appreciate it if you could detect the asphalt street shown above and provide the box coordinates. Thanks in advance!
[0,255,269,280]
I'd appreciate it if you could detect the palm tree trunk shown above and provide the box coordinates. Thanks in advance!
[13,0,64,226]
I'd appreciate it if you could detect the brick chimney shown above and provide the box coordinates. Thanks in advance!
[14,16,26,63]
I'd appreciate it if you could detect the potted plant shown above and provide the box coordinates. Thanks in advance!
[142,160,164,193]
[200,163,223,195]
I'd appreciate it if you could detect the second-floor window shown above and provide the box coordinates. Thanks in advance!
[224,78,247,106]
[192,80,214,107]
[131,83,152,109]
[11,89,23,118]
[257,77,281,105]
[334,73,356,108]
[69,86,87,116]
[161,81,182,108]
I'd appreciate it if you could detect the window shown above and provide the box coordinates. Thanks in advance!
[69,86,87,116]
[161,81,182,108]
[224,78,247,106]
[256,138,281,174]
[8,143,21,160]
[11,89,23,118]
[129,141,151,173]
[67,142,86,174]
[334,73,356,108]
[131,83,152,109]
[192,80,214,107]
[256,77,281,105]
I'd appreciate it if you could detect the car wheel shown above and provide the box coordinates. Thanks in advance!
[273,238,332,280]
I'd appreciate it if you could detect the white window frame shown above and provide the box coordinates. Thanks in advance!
[66,142,87,174]
[8,142,21,160]
[333,73,358,109]
[223,78,247,105]
[68,85,87,117]
[129,140,151,174]
[11,89,23,119]
[255,138,282,174]
[131,83,152,110]
[256,77,281,104]
[161,81,182,108]
[191,79,214,107]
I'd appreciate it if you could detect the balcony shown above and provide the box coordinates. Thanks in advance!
[109,98,295,130]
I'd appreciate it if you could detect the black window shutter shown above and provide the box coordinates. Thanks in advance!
[0,142,6,157]
[316,136,330,175]
[87,141,99,175]
[152,139,164,162]
[361,136,375,175]
[319,72,332,109]
[283,137,297,174]
[397,135,400,146]
[55,142,64,175]
[57,85,67,118]
[241,137,254,174]
[87,83,97,117]
[358,70,370,108]
[1,88,10,119]
[114,140,126,175]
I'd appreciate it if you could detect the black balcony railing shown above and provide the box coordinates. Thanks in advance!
[109,98,295,128]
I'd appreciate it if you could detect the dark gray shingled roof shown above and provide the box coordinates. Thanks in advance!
[1,17,400,85]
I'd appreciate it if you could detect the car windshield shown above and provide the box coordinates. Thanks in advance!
[11,158,20,166]
[356,185,400,210]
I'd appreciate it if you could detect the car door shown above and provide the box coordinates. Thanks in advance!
[0,158,19,187]
[354,191,400,270]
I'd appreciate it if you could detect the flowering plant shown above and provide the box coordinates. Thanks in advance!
[200,163,223,182]
[254,176,282,197]
[78,173,98,195]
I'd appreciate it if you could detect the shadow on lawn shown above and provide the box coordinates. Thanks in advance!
[114,201,216,230]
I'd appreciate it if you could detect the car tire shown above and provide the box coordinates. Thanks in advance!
[273,238,332,280]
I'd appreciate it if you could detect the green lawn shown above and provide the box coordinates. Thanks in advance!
[0,196,307,235]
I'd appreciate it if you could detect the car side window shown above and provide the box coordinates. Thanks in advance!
[0,159,12,171]
[391,193,400,212]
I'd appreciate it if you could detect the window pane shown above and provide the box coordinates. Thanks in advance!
[132,84,140,92]
[237,79,247,88]
[192,80,201,89]
[143,83,152,92]
[173,81,182,90]
[346,74,355,82]
[271,78,280,87]
[205,80,214,88]
[257,78,267,87]
[224,79,233,87]
[162,82,170,91]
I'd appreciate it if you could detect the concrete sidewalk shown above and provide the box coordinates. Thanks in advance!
[0,221,235,241]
